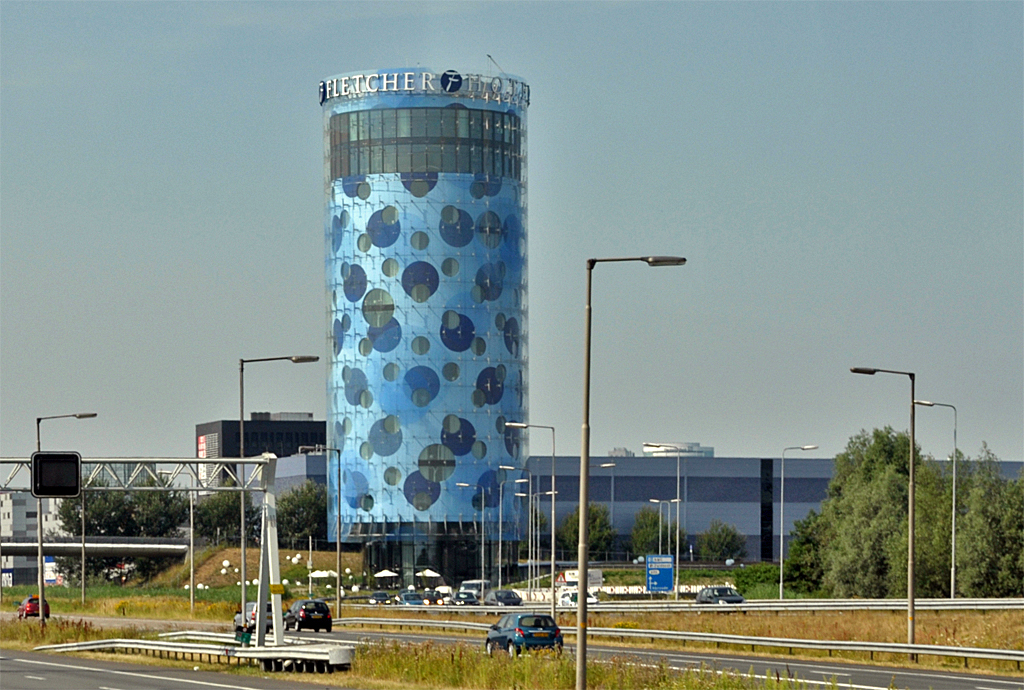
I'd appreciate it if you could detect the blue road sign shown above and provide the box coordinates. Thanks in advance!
[646,554,674,593]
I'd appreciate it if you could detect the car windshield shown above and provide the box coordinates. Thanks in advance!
[714,588,737,596]
[518,615,555,628]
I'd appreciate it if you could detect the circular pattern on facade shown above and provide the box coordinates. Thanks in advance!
[502,317,521,356]
[342,263,367,302]
[367,206,401,248]
[383,362,400,381]
[403,470,441,510]
[332,318,345,356]
[402,261,440,303]
[331,212,349,254]
[384,466,402,486]
[410,231,429,250]
[470,173,502,199]
[367,317,402,353]
[361,288,395,327]
[502,213,521,243]
[411,336,430,355]
[442,258,459,277]
[474,263,505,301]
[439,206,474,247]
[474,367,505,406]
[343,366,369,406]
[441,415,477,456]
[440,311,475,352]
[401,172,438,198]
[405,365,440,407]
[476,211,503,248]
[418,444,456,482]
[341,176,367,198]
[368,415,402,456]
[442,362,460,381]
[382,258,399,277]
[343,469,369,509]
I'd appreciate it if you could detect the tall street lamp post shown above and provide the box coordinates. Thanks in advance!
[301,445,343,615]
[239,355,318,623]
[456,482,486,584]
[779,445,818,599]
[497,468,529,590]
[914,400,957,598]
[851,366,917,649]
[505,422,557,617]
[34,412,97,629]
[643,443,688,599]
[578,255,686,690]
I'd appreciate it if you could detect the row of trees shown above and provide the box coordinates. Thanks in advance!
[784,428,1023,598]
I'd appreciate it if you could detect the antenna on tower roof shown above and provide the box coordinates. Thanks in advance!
[487,54,506,75]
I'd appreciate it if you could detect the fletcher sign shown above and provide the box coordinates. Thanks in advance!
[319,69,529,107]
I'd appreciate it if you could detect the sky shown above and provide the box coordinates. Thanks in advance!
[1,2,1021,469]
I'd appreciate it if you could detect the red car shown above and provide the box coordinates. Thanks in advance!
[17,595,50,619]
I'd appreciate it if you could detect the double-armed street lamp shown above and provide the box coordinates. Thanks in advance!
[496,467,530,590]
[647,498,679,554]
[239,355,318,621]
[779,445,818,599]
[504,421,558,617]
[914,400,958,598]
[300,444,343,615]
[456,482,487,584]
[578,256,686,690]
[34,412,97,629]
[850,366,917,649]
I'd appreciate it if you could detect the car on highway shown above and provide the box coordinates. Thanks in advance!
[234,601,274,633]
[484,589,523,606]
[557,589,598,607]
[485,613,562,656]
[283,598,332,632]
[368,591,391,605]
[450,591,480,606]
[422,589,443,605]
[395,591,425,605]
[695,586,745,604]
[16,595,49,619]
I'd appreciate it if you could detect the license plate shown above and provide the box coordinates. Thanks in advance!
[532,632,549,637]
[311,613,322,618]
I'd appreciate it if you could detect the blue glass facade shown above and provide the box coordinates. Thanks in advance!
[321,68,529,578]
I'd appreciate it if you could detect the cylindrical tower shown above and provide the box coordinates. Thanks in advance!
[321,67,530,585]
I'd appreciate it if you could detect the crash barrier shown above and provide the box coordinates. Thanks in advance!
[34,634,353,673]
[335,616,1024,670]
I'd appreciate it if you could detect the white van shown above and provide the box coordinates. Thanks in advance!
[458,579,491,597]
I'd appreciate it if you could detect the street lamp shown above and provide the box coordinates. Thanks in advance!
[578,255,686,690]
[34,412,97,629]
[914,400,957,598]
[456,482,486,584]
[504,421,558,618]
[301,445,343,615]
[779,445,818,599]
[497,468,529,591]
[593,462,616,528]
[643,443,690,599]
[239,355,318,622]
[850,366,917,649]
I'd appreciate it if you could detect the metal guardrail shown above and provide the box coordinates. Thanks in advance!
[334,616,1024,669]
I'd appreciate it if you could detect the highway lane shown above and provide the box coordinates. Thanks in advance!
[0,648,324,690]
[288,627,1024,690]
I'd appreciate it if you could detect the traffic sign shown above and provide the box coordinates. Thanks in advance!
[646,554,674,593]
[31,451,81,498]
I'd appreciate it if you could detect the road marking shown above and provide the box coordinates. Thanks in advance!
[24,675,47,681]
[99,686,124,690]
[9,657,264,689]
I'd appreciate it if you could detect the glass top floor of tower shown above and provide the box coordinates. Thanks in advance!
[321,67,531,566]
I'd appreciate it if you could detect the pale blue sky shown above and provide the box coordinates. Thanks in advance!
[2,2,1021,465]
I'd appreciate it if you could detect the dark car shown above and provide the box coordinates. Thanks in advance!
[233,601,274,633]
[16,595,49,619]
[368,591,391,605]
[396,591,425,605]
[485,613,562,656]
[422,589,443,605]
[283,598,332,632]
[450,591,480,606]
[484,589,523,606]
[695,586,745,604]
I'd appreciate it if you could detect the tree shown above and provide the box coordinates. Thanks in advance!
[630,506,683,557]
[276,480,327,548]
[957,445,1024,597]
[784,509,826,595]
[556,503,616,558]
[195,490,259,545]
[130,479,188,580]
[696,519,746,562]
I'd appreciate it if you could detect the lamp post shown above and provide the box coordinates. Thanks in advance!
[779,445,818,599]
[301,445,343,615]
[239,355,318,623]
[643,443,688,599]
[34,412,97,629]
[914,400,957,598]
[851,366,917,648]
[504,422,558,617]
[578,255,686,690]
[456,482,486,584]
[497,469,529,590]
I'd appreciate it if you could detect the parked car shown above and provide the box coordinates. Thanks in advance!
[450,591,480,606]
[557,590,598,607]
[695,586,745,604]
[233,601,274,633]
[368,591,392,605]
[485,613,562,656]
[396,591,425,605]
[422,589,443,605]
[16,595,49,619]
[283,598,332,632]
[484,589,523,606]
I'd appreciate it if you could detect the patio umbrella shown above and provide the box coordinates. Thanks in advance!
[374,569,399,578]
[415,568,441,578]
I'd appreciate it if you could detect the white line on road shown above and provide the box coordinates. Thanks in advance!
[8,657,264,690]
[24,676,47,681]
